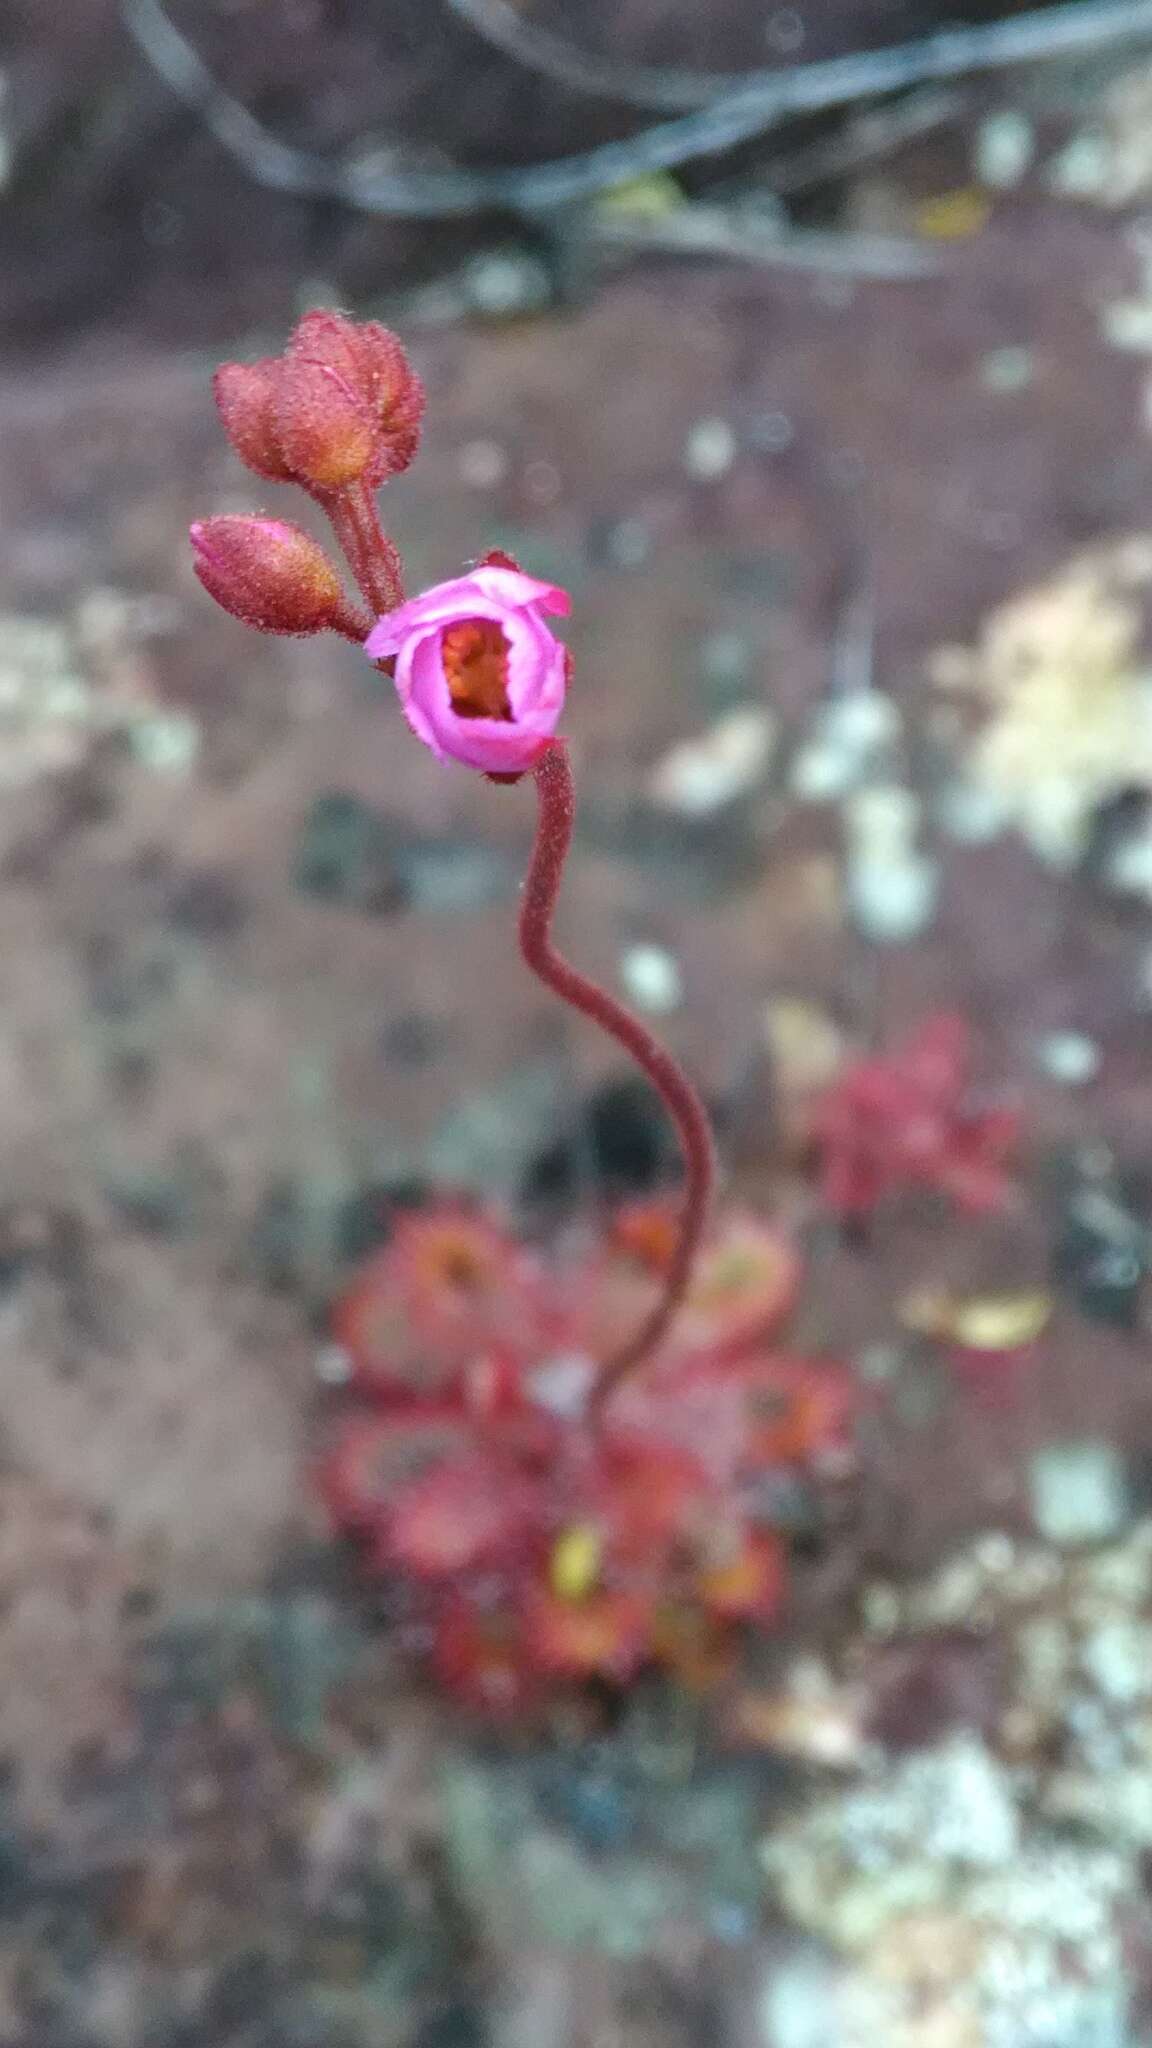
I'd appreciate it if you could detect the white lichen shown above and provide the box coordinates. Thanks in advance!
[929,540,1152,866]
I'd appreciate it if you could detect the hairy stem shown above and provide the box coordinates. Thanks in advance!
[522,741,716,1413]
[325,482,405,616]
[330,596,376,643]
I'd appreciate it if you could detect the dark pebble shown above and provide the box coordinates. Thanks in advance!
[295,795,517,918]
[382,1013,452,1070]
[294,793,408,916]
[412,2002,488,2048]
[165,868,248,939]
[1053,1171,1148,1325]
[523,1074,679,1214]
[335,1178,431,1267]
[533,1760,635,1853]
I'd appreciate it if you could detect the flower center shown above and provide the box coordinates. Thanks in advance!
[418,1232,491,1298]
[441,618,513,721]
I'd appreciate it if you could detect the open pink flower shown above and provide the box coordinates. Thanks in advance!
[364,564,570,774]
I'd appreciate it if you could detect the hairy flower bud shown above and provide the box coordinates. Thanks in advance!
[211,314,425,494]
[290,310,424,480]
[212,360,295,484]
[288,310,371,395]
[190,516,350,636]
[274,357,379,491]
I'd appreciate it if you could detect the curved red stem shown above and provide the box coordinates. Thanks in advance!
[521,741,716,1414]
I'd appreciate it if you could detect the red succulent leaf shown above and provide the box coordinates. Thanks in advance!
[938,1107,1023,1213]
[523,1588,652,1681]
[608,1356,755,1491]
[394,1206,549,1373]
[589,1442,714,1565]
[564,1239,665,1363]
[901,1011,971,1106]
[332,1204,550,1400]
[611,1348,855,1486]
[739,1354,857,1469]
[383,1450,543,1577]
[317,1406,473,1535]
[331,1249,434,1400]
[675,1213,801,1357]
[814,1014,1019,1221]
[937,1154,1016,1215]
[608,1196,682,1274]
[461,1346,526,1420]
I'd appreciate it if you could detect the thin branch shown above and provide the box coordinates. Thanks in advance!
[443,0,1147,126]
[763,86,963,199]
[590,208,943,281]
[828,572,877,701]
[447,2,967,203]
[123,0,1152,219]
[443,0,740,110]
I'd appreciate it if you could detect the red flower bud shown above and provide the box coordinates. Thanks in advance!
[212,360,295,484]
[290,310,424,480]
[349,321,424,476]
[288,308,365,381]
[211,316,425,495]
[190,516,350,636]
[274,357,379,491]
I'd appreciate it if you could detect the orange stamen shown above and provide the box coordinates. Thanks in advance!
[441,618,513,720]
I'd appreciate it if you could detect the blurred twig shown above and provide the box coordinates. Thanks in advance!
[445,0,1152,120]
[590,208,942,280]
[444,0,745,110]
[763,87,962,199]
[124,0,1152,218]
[448,0,966,193]
[828,570,877,700]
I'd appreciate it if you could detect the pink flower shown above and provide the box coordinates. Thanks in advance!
[364,564,571,774]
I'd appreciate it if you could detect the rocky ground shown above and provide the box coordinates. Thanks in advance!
[6,5,1152,2043]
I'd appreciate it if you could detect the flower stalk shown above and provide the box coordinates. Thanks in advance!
[521,740,717,1412]
[191,308,717,1411]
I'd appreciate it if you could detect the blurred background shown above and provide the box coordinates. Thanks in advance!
[7,2,1152,2042]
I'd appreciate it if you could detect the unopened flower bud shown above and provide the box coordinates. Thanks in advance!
[290,310,424,480]
[212,360,295,484]
[273,357,378,490]
[212,315,425,496]
[190,516,349,636]
[288,309,365,389]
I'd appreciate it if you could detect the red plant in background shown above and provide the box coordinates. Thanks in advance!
[332,1207,552,1401]
[318,1200,853,1708]
[813,1012,1021,1223]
